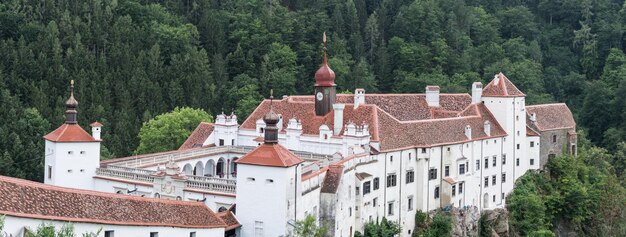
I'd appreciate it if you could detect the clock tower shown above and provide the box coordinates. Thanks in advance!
[314,32,336,116]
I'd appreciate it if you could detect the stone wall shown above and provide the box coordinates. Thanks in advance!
[446,207,509,237]
[539,129,574,169]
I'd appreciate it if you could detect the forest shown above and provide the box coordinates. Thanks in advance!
[0,0,625,235]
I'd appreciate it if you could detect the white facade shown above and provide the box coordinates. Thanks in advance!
[44,140,100,190]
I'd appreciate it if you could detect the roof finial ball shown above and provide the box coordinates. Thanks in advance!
[65,80,79,124]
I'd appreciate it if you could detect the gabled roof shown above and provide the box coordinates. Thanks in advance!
[526,126,540,136]
[43,124,96,142]
[239,93,506,152]
[179,122,214,150]
[216,211,241,231]
[321,165,343,194]
[0,176,226,228]
[482,73,525,97]
[526,103,576,131]
[235,143,304,167]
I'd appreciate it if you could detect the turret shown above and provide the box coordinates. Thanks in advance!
[314,32,337,116]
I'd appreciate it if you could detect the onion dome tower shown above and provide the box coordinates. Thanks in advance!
[314,32,336,116]
[65,80,79,124]
[263,90,280,143]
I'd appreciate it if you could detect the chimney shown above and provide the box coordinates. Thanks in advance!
[90,122,103,141]
[426,86,440,107]
[354,88,365,109]
[465,125,472,140]
[472,82,483,104]
[333,104,345,135]
[484,121,491,137]
[530,113,537,123]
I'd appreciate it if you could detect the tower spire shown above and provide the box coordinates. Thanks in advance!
[314,32,337,116]
[263,90,279,144]
[65,80,78,124]
[322,32,327,65]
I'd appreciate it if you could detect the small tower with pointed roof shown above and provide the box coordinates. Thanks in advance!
[314,32,337,116]
[236,91,304,237]
[44,80,101,190]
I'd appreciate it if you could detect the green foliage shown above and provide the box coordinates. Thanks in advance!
[412,210,452,237]
[135,107,212,154]
[24,222,102,237]
[291,215,327,237]
[362,217,401,237]
[507,139,626,236]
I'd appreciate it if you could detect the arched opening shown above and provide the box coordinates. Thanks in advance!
[154,193,161,198]
[193,161,204,176]
[182,164,193,175]
[231,157,238,177]
[483,193,489,209]
[217,158,225,178]
[218,206,227,212]
[116,190,123,194]
[205,160,215,177]
[176,196,182,200]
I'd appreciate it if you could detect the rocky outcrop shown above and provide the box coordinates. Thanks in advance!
[445,207,509,237]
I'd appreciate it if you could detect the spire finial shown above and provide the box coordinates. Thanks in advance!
[65,80,79,124]
[269,89,274,109]
[70,80,74,96]
[322,32,327,64]
[221,107,224,115]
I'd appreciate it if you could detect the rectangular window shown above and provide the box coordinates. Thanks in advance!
[67,151,73,155]
[530,141,535,147]
[387,202,394,215]
[502,154,507,165]
[484,158,488,169]
[231,139,235,145]
[48,166,52,179]
[373,197,378,207]
[492,175,496,186]
[386,174,397,187]
[254,221,264,237]
[421,148,427,153]
[476,160,480,171]
[530,159,535,166]
[459,164,466,175]
[80,151,85,155]
[459,182,463,194]
[390,156,393,162]
[434,186,440,199]
[406,170,415,183]
[492,156,496,167]
[502,193,505,200]
[502,173,506,183]
[428,168,437,180]
[190,233,196,237]
[408,196,414,211]
[517,144,520,150]
[552,135,557,143]
[484,177,489,187]
[444,165,450,177]
[373,178,379,190]
[219,139,224,146]
[516,158,520,166]
[105,231,114,237]
[452,184,456,196]
[356,186,360,195]
[150,233,158,237]
[363,181,371,195]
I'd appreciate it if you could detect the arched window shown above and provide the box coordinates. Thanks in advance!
[154,193,161,198]
[218,207,227,212]
[176,196,182,201]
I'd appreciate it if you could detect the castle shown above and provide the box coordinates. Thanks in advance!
[3,36,576,237]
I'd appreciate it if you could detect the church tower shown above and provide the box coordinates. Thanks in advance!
[44,80,101,190]
[314,32,336,116]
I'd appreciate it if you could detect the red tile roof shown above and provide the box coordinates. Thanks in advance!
[482,73,525,97]
[216,211,241,231]
[526,126,540,136]
[43,124,96,142]
[179,122,214,150]
[0,176,225,228]
[241,94,505,151]
[236,143,304,167]
[526,103,576,131]
[321,165,343,193]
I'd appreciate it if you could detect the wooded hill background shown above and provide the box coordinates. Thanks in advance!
[0,0,625,183]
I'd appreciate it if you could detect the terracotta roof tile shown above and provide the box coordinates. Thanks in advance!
[0,176,225,228]
[526,126,540,136]
[43,124,96,142]
[236,143,304,167]
[482,73,525,97]
[89,121,103,127]
[526,103,576,131]
[216,211,241,231]
[321,165,343,193]
[179,122,214,150]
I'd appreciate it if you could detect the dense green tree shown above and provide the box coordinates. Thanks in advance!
[135,107,213,154]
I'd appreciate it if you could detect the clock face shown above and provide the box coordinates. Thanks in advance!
[316,92,324,101]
